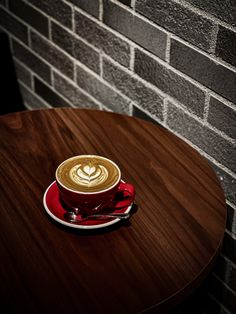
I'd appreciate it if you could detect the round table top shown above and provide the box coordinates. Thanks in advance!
[0,108,226,313]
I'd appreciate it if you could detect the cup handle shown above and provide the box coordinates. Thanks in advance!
[114,182,135,208]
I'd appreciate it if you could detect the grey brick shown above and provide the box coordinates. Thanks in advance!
[134,48,205,117]
[28,0,72,29]
[135,0,215,52]
[75,10,131,67]
[12,39,51,84]
[8,0,49,38]
[19,83,50,109]
[0,7,28,44]
[216,26,236,67]
[170,39,236,103]
[209,273,236,313]
[184,0,236,27]
[31,31,74,80]
[103,0,167,60]
[226,204,235,234]
[223,232,236,267]
[227,261,236,291]
[103,57,164,120]
[51,21,73,55]
[51,22,100,74]
[166,101,236,173]
[73,40,100,74]
[68,0,99,18]
[14,59,32,88]
[212,255,228,281]
[53,71,99,109]
[76,64,131,114]
[34,76,71,108]
[208,97,236,139]
[210,162,236,206]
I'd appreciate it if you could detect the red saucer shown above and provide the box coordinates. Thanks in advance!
[43,181,133,229]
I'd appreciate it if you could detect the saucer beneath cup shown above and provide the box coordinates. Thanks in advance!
[43,181,133,230]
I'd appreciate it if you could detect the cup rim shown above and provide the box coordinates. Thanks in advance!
[55,155,121,195]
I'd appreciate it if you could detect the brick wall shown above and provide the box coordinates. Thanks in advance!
[0,0,235,312]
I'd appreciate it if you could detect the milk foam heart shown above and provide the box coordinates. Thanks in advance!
[56,155,120,193]
[69,163,108,187]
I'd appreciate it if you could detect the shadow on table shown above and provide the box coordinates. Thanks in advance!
[168,275,221,314]
[48,203,139,236]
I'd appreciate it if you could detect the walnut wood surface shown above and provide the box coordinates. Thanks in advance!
[0,108,226,313]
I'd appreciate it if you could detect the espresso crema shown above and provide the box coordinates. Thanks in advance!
[56,155,120,193]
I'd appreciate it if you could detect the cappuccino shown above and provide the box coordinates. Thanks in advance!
[56,155,120,193]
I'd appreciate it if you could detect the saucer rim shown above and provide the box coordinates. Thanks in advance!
[43,180,133,230]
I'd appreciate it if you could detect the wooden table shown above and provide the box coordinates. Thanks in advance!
[0,108,226,313]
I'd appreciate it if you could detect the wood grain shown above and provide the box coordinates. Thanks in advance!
[0,108,226,313]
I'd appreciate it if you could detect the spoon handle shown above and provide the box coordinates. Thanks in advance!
[88,213,130,219]
[64,212,130,222]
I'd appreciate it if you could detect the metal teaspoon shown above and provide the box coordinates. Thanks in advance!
[64,211,130,222]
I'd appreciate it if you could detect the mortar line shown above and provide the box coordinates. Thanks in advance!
[18,80,52,108]
[11,33,236,179]
[71,3,75,32]
[100,54,167,97]
[208,293,231,314]
[128,102,133,116]
[168,99,236,144]
[221,254,236,269]
[140,0,236,72]
[163,98,168,126]
[173,0,236,32]
[129,46,135,70]
[212,272,236,296]
[75,59,134,103]
[17,0,53,20]
[13,55,38,80]
[109,0,236,72]
[51,68,107,108]
[203,93,211,121]
[226,201,236,211]
[74,3,169,43]
[49,18,100,53]
[208,92,236,111]
[13,56,34,90]
[31,71,74,107]
[100,51,104,78]
[99,0,103,21]
[165,35,171,63]
[164,122,236,179]
[131,0,136,10]
[101,104,112,112]
[6,1,235,79]
[209,23,219,54]
[8,33,13,52]
[168,33,236,73]
[8,17,236,143]
[225,229,236,241]
[9,29,236,135]
[101,55,236,141]
[6,0,236,74]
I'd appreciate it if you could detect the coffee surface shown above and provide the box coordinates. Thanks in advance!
[56,156,120,192]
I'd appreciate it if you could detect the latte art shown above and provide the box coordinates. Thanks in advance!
[69,163,108,187]
[56,155,120,193]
